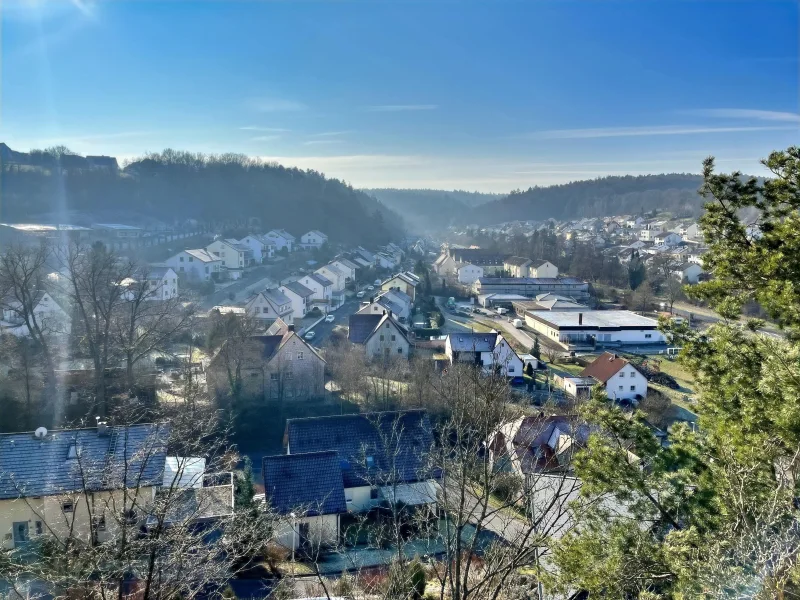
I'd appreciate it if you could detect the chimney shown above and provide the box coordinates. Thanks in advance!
[578,312,583,325]
[97,420,109,436]
[288,324,295,332]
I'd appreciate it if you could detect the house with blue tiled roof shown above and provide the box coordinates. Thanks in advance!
[285,410,439,513]
[0,422,170,550]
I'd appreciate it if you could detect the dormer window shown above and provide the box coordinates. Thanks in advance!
[67,443,82,460]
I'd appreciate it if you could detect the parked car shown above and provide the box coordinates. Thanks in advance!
[374,279,381,286]
[325,314,335,323]
[366,285,375,291]
[356,291,365,298]
[304,331,316,340]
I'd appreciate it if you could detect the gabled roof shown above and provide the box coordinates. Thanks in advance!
[319,264,344,278]
[262,451,346,516]
[148,266,175,279]
[504,256,532,267]
[309,273,333,287]
[0,423,170,500]
[303,230,328,240]
[263,288,292,308]
[286,410,435,487]
[265,317,290,336]
[249,335,286,361]
[281,281,314,298]
[184,249,220,263]
[334,258,359,271]
[267,229,296,241]
[348,314,384,344]
[447,332,499,352]
[580,352,635,384]
[531,259,555,268]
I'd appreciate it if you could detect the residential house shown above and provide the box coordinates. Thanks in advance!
[357,290,412,322]
[244,289,294,324]
[165,249,222,282]
[299,230,328,250]
[511,294,588,315]
[262,451,345,551]
[380,272,420,302]
[580,351,648,402]
[0,291,71,337]
[208,329,326,400]
[238,235,273,264]
[316,264,346,292]
[285,410,438,512]
[299,273,333,313]
[671,262,703,284]
[457,263,484,285]
[146,267,179,301]
[348,312,411,360]
[330,258,359,283]
[265,229,296,253]
[444,331,523,377]
[206,239,254,271]
[682,223,701,241]
[0,423,169,550]
[529,260,558,278]
[654,232,683,246]
[279,281,315,320]
[503,257,533,278]
[375,252,399,270]
[445,248,509,276]
[627,240,647,250]
[487,414,588,477]
[639,229,658,242]
[626,217,645,228]
[352,246,376,266]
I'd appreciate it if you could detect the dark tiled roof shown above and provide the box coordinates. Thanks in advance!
[286,410,434,488]
[504,256,532,267]
[262,451,346,516]
[310,273,333,287]
[447,332,498,352]
[250,335,285,361]
[579,352,629,383]
[348,314,383,344]
[0,423,170,500]
[282,281,314,298]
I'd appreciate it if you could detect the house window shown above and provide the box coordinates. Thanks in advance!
[297,352,304,360]
[35,521,42,535]
[179,266,184,272]
[262,307,269,313]
[286,372,294,380]
[391,335,396,341]
[67,444,81,459]
[397,347,403,354]
[645,334,652,339]
[370,487,379,500]
[286,353,292,361]
[270,373,279,381]
[630,385,636,391]
[618,386,623,391]
[188,256,193,262]
[93,514,106,532]
[205,267,209,274]
[380,335,384,341]
[62,502,74,513]
[619,372,625,378]
[179,256,184,262]
[508,366,515,373]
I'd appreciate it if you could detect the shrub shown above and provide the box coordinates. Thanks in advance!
[493,472,524,504]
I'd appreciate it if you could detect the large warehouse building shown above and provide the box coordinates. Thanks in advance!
[525,310,665,349]
[473,277,590,300]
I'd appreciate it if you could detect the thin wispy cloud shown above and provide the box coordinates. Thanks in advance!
[251,135,281,142]
[365,104,438,112]
[248,98,307,112]
[303,140,343,146]
[524,124,795,140]
[685,109,800,123]
[240,126,290,132]
[309,131,351,137]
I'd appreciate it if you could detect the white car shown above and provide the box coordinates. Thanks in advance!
[366,285,374,291]
[325,315,335,323]
[304,331,316,340]
[356,291,365,298]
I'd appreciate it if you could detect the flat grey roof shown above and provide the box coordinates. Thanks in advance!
[529,310,659,329]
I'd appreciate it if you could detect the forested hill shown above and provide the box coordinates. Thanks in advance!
[364,188,500,231]
[469,174,706,224]
[0,148,402,246]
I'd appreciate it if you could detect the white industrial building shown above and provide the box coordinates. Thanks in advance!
[525,310,665,349]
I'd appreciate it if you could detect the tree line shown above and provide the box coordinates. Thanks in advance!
[0,146,403,248]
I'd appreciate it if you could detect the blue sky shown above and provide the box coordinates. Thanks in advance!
[1,0,797,191]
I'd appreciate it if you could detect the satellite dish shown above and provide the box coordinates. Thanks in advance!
[34,427,48,439]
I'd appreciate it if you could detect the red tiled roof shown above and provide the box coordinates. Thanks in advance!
[579,351,629,383]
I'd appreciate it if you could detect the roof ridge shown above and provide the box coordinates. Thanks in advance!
[287,408,425,425]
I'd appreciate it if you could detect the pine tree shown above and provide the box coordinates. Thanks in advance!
[531,336,541,359]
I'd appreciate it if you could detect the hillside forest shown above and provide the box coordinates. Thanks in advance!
[0,147,402,247]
